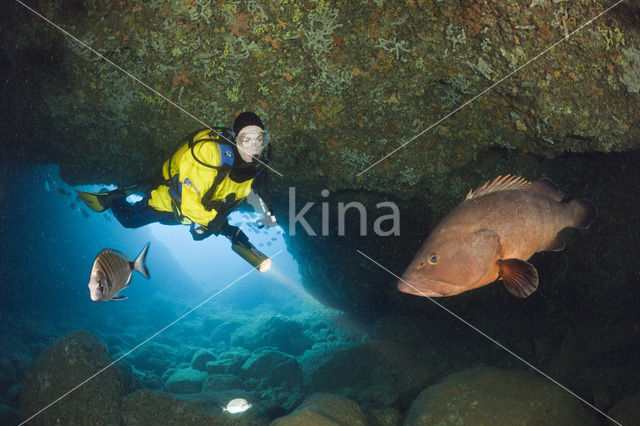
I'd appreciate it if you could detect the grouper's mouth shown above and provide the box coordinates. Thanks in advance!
[396,277,454,297]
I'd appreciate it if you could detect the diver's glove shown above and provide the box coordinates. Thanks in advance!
[246,191,277,228]
[218,221,250,246]
[257,212,278,229]
[190,223,213,241]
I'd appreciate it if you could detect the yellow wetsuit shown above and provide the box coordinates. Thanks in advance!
[148,129,254,227]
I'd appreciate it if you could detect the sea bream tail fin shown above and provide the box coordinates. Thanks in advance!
[498,258,539,298]
[570,199,598,230]
[133,242,150,279]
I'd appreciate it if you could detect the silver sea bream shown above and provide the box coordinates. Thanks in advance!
[88,242,150,302]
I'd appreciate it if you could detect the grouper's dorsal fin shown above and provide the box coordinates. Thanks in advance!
[466,175,531,200]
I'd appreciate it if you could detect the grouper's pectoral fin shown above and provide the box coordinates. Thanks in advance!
[112,295,127,301]
[497,258,539,298]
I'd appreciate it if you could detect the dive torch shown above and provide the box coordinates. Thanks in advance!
[226,226,271,272]
[231,239,271,272]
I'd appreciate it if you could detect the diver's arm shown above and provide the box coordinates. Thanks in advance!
[252,170,273,211]
[249,171,277,227]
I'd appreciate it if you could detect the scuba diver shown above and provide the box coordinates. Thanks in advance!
[76,112,277,272]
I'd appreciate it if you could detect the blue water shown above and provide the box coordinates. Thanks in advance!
[1,162,352,421]
[1,161,308,306]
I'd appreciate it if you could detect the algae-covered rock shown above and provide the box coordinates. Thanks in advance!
[4,0,639,191]
[19,330,126,425]
[403,366,600,425]
[164,367,208,394]
[271,393,366,425]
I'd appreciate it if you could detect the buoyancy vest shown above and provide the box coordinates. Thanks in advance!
[148,128,255,226]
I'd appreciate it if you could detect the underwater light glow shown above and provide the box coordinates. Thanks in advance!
[266,265,314,301]
[258,258,272,272]
[147,210,293,285]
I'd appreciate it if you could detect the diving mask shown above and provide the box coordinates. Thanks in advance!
[236,129,270,153]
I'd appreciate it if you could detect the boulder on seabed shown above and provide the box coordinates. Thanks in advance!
[357,384,399,406]
[205,348,251,376]
[363,406,403,426]
[303,341,438,406]
[202,374,242,392]
[165,367,208,394]
[267,358,303,390]
[191,349,216,372]
[271,393,366,425]
[127,341,182,376]
[19,330,127,425]
[210,320,245,344]
[231,315,312,356]
[403,366,600,425]
[240,349,292,379]
[122,389,269,425]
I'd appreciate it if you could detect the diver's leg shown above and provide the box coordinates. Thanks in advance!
[110,196,176,228]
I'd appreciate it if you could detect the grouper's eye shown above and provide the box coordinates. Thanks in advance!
[427,252,439,265]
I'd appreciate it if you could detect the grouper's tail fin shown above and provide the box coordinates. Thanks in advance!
[571,199,598,229]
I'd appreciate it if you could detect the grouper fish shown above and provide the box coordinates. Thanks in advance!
[398,176,597,298]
